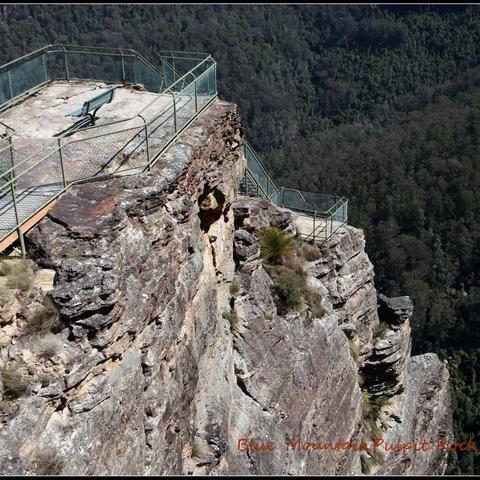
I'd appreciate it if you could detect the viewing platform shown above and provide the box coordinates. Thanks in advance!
[0,45,217,253]
[0,44,347,255]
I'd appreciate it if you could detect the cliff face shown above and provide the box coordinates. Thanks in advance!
[0,99,452,475]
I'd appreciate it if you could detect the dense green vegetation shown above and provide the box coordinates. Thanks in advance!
[0,4,478,474]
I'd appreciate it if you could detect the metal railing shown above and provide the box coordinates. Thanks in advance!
[242,141,348,244]
[0,45,218,255]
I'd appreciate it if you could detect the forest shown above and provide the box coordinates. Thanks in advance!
[0,4,478,474]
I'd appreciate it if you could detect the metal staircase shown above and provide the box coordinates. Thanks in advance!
[241,140,348,244]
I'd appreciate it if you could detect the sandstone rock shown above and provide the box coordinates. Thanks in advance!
[0,100,452,476]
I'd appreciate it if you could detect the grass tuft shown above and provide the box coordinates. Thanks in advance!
[1,259,34,292]
[28,447,64,475]
[1,363,28,400]
[259,227,294,265]
[24,297,61,335]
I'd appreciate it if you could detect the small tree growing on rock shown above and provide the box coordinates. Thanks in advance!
[259,227,294,264]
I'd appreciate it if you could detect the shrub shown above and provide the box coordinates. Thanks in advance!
[28,448,64,475]
[259,227,294,264]
[360,388,387,472]
[24,297,61,335]
[305,289,326,318]
[1,259,33,292]
[302,243,321,261]
[229,282,240,295]
[1,363,28,400]
[283,255,307,280]
[223,309,239,330]
[375,321,390,339]
[271,268,307,313]
[36,335,61,359]
[361,455,375,474]
[371,395,391,412]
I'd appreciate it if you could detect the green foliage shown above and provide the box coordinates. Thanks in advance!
[270,267,307,313]
[223,309,239,330]
[259,227,294,264]
[1,363,28,400]
[1,5,480,473]
[360,389,387,472]
[301,243,321,261]
[229,281,240,295]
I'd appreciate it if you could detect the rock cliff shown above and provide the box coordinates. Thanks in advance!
[0,99,452,475]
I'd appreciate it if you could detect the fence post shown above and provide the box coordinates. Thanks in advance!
[194,80,198,113]
[42,53,48,82]
[9,181,26,257]
[7,69,13,100]
[121,51,126,86]
[213,63,217,95]
[58,139,67,188]
[144,123,151,170]
[8,136,15,181]
[63,48,70,82]
[173,95,177,133]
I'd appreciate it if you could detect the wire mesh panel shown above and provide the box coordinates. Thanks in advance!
[196,65,216,110]
[0,46,218,247]
[245,143,280,199]
[302,191,340,214]
[280,188,307,212]
[45,51,68,81]
[65,52,124,84]
[159,53,205,82]
[161,59,176,89]
[174,83,196,131]
[60,126,145,181]
[0,71,12,105]
[133,58,163,93]
[6,55,46,99]
[143,100,177,160]
[0,143,14,186]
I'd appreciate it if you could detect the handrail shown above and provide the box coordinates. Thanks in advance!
[64,55,214,137]
[0,46,219,256]
[243,141,348,243]
[0,60,216,181]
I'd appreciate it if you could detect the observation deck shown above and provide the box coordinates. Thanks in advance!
[0,45,217,254]
[0,44,347,255]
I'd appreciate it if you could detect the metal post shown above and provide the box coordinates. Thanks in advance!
[194,80,198,112]
[8,136,14,181]
[207,66,210,95]
[144,124,151,170]
[58,139,67,188]
[173,96,177,133]
[7,70,13,100]
[172,59,176,84]
[42,53,48,82]
[64,48,70,82]
[10,182,26,257]
[121,51,126,86]
[313,213,316,243]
